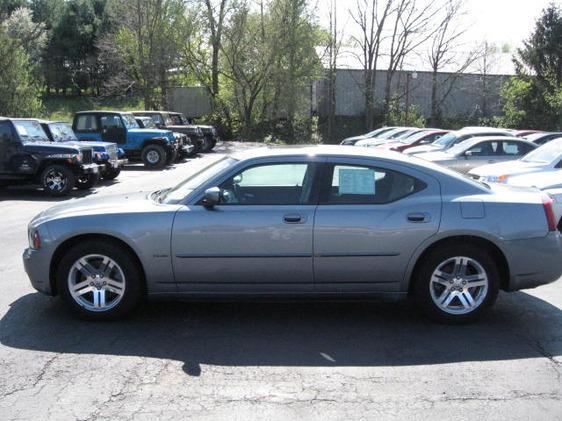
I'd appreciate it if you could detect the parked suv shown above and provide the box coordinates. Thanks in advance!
[39,120,127,181]
[72,111,178,169]
[135,116,195,159]
[169,112,220,152]
[0,118,99,196]
[132,111,216,153]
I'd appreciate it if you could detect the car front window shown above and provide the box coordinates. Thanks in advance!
[160,156,238,203]
[13,120,50,142]
[121,114,139,129]
[521,140,562,164]
[50,123,78,142]
[433,133,457,147]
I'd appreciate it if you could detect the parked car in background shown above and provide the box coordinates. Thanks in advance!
[169,112,220,153]
[513,130,542,137]
[405,128,513,155]
[134,116,195,159]
[524,132,562,146]
[24,146,562,323]
[39,120,126,182]
[0,117,99,196]
[355,127,424,147]
[340,127,397,145]
[469,138,562,184]
[416,137,536,173]
[372,130,449,152]
[72,111,178,169]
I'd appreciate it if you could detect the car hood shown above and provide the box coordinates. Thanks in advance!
[23,141,83,154]
[508,170,562,190]
[32,192,177,225]
[415,151,454,162]
[128,128,171,138]
[469,160,546,177]
[404,144,442,154]
[57,140,116,152]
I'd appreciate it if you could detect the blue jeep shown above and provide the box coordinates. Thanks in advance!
[39,120,128,181]
[72,111,178,169]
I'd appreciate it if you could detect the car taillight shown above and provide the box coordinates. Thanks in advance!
[542,194,557,232]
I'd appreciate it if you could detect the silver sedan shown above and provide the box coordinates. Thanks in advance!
[23,146,562,323]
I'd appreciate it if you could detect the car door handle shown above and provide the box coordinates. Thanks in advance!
[407,213,430,223]
[283,214,305,224]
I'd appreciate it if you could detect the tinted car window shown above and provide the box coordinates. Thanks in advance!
[503,141,533,156]
[0,121,15,144]
[219,163,313,205]
[101,115,123,129]
[321,164,425,204]
[75,115,98,131]
[466,142,496,156]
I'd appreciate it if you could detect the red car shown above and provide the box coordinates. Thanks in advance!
[377,130,450,152]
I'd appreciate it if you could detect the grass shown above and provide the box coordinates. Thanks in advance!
[41,96,145,122]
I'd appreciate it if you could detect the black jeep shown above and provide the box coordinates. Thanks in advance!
[0,118,99,196]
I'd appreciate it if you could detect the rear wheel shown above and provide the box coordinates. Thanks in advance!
[141,144,167,169]
[103,168,121,180]
[41,165,75,196]
[56,240,143,320]
[76,172,100,190]
[414,244,500,323]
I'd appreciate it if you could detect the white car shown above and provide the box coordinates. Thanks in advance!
[356,128,427,148]
[469,138,562,184]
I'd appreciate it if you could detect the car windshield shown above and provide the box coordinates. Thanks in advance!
[432,132,458,147]
[169,114,185,125]
[447,141,477,155]
[49,122,78,142]
[159,156,238,203]
[521,140,562,164]
[395,129,420,140]
[121,114,139,129]
[365,127,390,137]
[13,120,50,142]
[525,133,548,142]
[141,118,156,129]
[401,131,431,145]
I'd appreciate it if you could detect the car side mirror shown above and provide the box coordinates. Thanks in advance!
[464,151,473,158]
[202,187,222,207]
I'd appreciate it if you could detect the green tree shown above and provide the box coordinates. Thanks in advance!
[0,28,43,116]
[502,4,562,129]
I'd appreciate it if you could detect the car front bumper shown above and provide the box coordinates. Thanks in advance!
[77,163,100,175]
[23,247,54,296]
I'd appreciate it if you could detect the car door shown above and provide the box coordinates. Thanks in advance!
[73,114,103,142]
[0,121,18,174]
[172,159,319,293]
[451,141,498,173]
[313,159,441,293]
[100,114,126,144]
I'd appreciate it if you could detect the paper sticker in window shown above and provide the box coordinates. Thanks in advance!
[338,168,376,195]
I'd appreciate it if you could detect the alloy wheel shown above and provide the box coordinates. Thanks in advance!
[429,256,489,315]
[45,170,67,191]
[67,254,126,312]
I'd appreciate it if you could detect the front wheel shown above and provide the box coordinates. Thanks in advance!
[56,240,144,320]
[103,168,121,180]
[76,172,100,190]
[41,165,75,196]
[141,144,167,169]
[166,148,178,164]
[414,244,500,324]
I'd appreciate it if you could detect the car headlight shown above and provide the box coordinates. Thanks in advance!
[28,228,41,249]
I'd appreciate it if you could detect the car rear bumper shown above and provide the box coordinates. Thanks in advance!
[23,247,54,296]
[503,232,562,291]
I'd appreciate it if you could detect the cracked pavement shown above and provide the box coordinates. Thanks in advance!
[1,143,561,420]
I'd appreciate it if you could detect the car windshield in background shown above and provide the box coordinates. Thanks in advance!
[121,114,139,129]
[160,156,237,203]
[433,132,457,147]
[13,120,50,142]
[142,118,156,129]
[400,131,430,144]
[50,123,78,142]
[521,140,562,164]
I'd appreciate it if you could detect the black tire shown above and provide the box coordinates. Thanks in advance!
[103,168,121,180]
[56,240,144,320]
[76,172,100,190]
[40,164,75,197]
[201,136,213,153]
[413,243,500,324]
[141,144,167,169]
[166,148,178,164]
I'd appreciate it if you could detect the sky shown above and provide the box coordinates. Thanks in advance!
[316,0,558,73]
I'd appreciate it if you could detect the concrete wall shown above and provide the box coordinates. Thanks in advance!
[316,69,508,119]
[167,87,212,118]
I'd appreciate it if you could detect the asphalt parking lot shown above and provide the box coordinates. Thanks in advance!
[1,142,561,420]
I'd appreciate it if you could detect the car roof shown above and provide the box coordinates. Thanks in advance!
[453,136,536,150]
[75,110,133,115]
